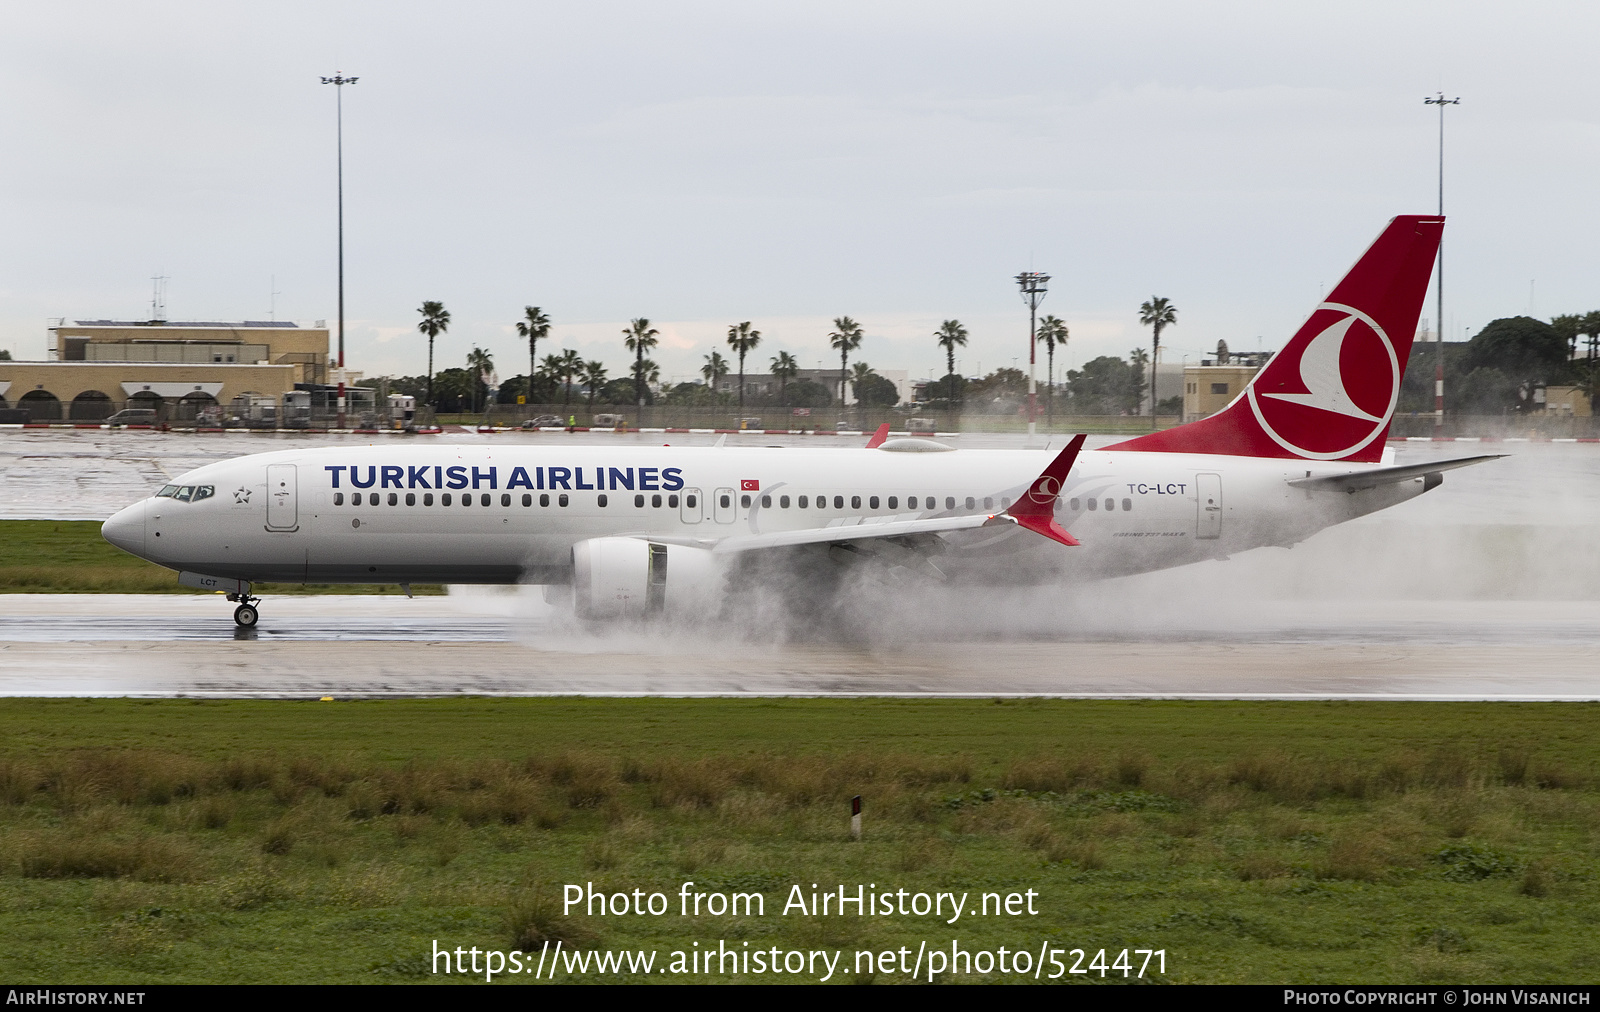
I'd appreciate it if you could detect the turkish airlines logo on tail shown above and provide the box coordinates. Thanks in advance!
[1026,475,1061,505]
[1246,303,1400,460]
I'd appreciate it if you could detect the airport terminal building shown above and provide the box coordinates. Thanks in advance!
[0,319,339,422]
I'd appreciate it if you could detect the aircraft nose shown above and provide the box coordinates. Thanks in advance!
[101,500,147,558]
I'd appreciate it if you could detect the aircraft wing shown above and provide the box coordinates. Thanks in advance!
[1286,453,1504,492]
[706,513,996,553]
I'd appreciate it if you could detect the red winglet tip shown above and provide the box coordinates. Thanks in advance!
[1013,513,1079,547]
[865,423,890,449]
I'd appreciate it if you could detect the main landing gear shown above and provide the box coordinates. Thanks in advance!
[228,591,261,628]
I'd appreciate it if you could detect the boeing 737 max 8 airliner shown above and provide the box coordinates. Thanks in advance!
[101,215,1499,627]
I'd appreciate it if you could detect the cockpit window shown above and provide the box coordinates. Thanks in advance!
[192,485,214,502]
[173,486,194,502]
[156,485,178,498]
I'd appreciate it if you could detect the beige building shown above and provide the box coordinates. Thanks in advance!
[0,320,331,420]
[1541,385,1593,417]
[1182,358,1267,421]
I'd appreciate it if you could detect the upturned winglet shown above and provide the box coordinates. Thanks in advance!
[993,434,1084,547]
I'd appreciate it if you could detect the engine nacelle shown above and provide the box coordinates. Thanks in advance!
[570,537,726,620]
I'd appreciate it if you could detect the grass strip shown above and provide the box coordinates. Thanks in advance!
[0,698,1596,984]
[0,520,442,595]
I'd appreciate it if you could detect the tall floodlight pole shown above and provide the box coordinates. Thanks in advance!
[1425,93,1459,429]
[1015,271,1050,444]
[322,72,359,372]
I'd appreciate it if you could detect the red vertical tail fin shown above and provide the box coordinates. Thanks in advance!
[1108,215,1443,462]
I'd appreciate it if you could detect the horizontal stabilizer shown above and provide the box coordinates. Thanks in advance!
[1286,454,1503,492]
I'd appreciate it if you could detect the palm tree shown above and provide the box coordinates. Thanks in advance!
[1138,296,1178,426]
[933,320,968,409]
[1129,347,1151,416]
[554,348,583,406]
[770,350,799,405]
[1036,315,1068,428]
[623,318,660,409]
[850,361,878,406]
[516,306,550,405]
[725,321,762,410]
[416,301,450,407]
[828,316,864,407]
[465,346,495,413]
[701,350,729,390]
[580,360,608,412]
[1582,310,1600,361]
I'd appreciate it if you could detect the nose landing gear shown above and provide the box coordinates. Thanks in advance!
[226,586,261,628]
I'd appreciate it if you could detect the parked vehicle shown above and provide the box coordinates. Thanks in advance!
[104,408,160,426]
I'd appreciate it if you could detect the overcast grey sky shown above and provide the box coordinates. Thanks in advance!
[2,1,1596,384]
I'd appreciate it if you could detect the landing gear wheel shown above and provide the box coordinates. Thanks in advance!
[233,603,259,628]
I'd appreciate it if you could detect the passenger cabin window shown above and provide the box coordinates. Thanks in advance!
[635,494,645,507]
[406,493,416,506]
[502,493,512,507]
[945,497,955,510]
[522,494,532,506]
[558,494,569,507]
[1104,499,1114,511]
[869,496,879,509]
[983,497,993,510]
[388,492,398,506]
[425,493,434,506]
[462,494,472,507]
[741,494,752,508]
[761,494,771,508]
[652,494,663,508]
[539,494,550,507]
[887,496,898,509]
[1069,498,1080,511]
[719,494,731,509]
[481,494,491,507]
[669,494,679,508]
[685,494,697,508]
[833,495,843,509]
[851,495,861,509]
[1087,498,1097,511]
[1122,498,1132,511]
[965,496,975,510]
[798,495,808,508]
[442,493,453,506]
[334,492,344,506]
[597,494,608,507]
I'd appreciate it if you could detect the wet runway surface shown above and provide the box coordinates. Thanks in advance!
[2,430,1596,699]
[0,594,1596,699]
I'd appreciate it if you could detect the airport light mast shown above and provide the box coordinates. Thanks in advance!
[1424,92,1459,429]
[1016,271,1050,445]
[322,72,359,371]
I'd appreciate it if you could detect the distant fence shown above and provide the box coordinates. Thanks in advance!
[4,394,1593,439]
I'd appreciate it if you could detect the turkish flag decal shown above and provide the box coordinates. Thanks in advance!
[740,479,759,491]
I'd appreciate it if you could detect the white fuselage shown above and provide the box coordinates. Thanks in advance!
[101,442,1431,587]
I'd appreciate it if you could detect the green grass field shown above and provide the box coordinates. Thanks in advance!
[1,698,1597,984]
[0,520,441,595]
